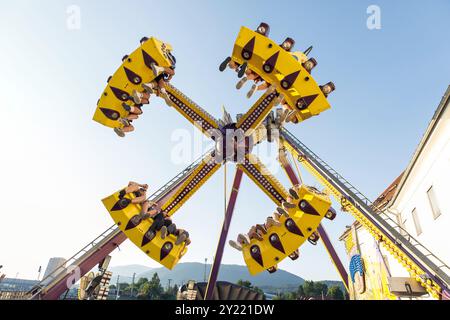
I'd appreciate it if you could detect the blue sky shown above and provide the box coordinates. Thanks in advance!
[0,0,449,282]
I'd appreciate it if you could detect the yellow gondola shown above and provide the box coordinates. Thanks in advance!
[230,26,331,123]
[102,188,187,269]
[93,37,175,129]
[242,185,332,275]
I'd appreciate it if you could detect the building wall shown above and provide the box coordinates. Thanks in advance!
[42,257,66,280]
[342,225,399,300]
[392,104,450,267]
[341,224,435,300]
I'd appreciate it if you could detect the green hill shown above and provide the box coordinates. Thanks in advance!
[110,263,345,293]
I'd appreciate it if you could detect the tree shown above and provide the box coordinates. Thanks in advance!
[143,273,163,300]
[273,291,296,300]
[327,285,345,300]
[297,284,305,298]
[135,277,148,290]
[237,280,252,288]
[236,279,264,295]
[299,281,328,299]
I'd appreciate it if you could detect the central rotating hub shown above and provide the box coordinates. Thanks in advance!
[212,123,254,163]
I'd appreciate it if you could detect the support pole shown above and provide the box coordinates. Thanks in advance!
[205,167,243,300]
[279,153,349,292]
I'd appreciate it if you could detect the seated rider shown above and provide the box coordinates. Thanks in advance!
[141,62,175,105]
[219,22,271,73]
[228,211,283,252]
[172,228,191,246]
[228,234,250,252]
[114,104,144,138]
[120,181,148,204]
[132,90,151,105]
[275,194,295,215]
[265,213,282,228]
[119,181,161,218]
[142,207,189,246]
[242,42,299,98]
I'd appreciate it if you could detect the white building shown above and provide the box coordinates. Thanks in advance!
[340,85,450,300]
[388,86,450,266]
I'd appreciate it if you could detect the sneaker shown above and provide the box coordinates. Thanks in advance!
[139,212,150,220]
[276,206,289,218]
[114,127,125,137]
[282,201,296,209]
[255,224,268,235]
[289,188,299,200]
[236,77,248,90]
[246,84,257,99]
[132,90,142,104]
[118,118,130,127]
[175,232,187,245]
[160,226,168,239]
[122,102,131,112]
[219,57,231,72]
[266,217,281,228]
[237,234,249,245]
[151,63,164,76]
[238,62,247,78]
[142,82,155,94]
[228,240,243,251]
[253,232,263,241]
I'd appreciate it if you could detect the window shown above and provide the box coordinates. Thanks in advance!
[427,186,441,219]
[412,208,422,236]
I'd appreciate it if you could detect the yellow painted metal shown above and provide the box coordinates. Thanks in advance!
[238,153,288,205]
[242,184,332,275]
[290,51,308,64]
[93,37,174,129]
[161,153,221,216]
[164,83,219,136]
[280,138,443,298]
[102,188,187,269]
[231,26,331,123]
[236,88,277,134]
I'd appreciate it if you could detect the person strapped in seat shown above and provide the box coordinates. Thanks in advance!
[219,22,270,76]
[228,206,289,252]
[142,207,191,246]
[114,104,144,137]
[133,60,176,106]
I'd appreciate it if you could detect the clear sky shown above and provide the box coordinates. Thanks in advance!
[0,0,449,282]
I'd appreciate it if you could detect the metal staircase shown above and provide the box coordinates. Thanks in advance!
[281,127,450,296]
[28,150,211,300]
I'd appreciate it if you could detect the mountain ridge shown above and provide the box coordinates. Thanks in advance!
[109,263,344,293]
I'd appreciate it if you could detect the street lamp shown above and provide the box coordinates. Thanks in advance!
[204,258,207,282]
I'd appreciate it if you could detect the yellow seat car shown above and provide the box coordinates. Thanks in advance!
[223,26,332,123]
[93,37,175,130]
[241,185,334,275]
[102,188,187,269]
